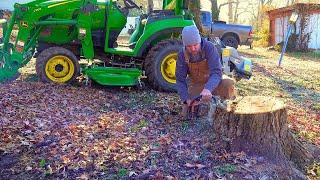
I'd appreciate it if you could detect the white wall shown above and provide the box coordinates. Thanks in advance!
[275,16,289,44]
[307,13,320,49]
[275,13,320,49]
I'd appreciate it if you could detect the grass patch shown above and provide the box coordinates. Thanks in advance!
[130,119,148,133]
[180,121,189,133]
[117,168,128,177]
[288,51,320,60]
[214,164,237,176]
[312,103,320,111]
[307,163,320,179]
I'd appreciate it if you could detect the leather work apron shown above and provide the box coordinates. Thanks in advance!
[185,51,236,100]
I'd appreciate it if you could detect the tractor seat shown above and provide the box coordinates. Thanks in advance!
[128,15,148,45]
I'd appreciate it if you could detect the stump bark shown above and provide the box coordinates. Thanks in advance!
[213,96,313,169]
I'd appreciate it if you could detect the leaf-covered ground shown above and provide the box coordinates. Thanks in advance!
[0,47,319,179]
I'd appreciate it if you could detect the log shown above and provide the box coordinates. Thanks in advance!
[212,96,313,169]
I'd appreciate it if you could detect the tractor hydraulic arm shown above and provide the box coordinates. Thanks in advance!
[0,0,85,83]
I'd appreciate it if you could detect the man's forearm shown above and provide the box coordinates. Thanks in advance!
[176,81,189,102]
[204,74,222,92]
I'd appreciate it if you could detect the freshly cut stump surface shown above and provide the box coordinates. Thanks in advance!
[213,96,313,169]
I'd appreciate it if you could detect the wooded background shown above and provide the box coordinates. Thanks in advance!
[139,0,319,27]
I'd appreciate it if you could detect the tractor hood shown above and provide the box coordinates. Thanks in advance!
[13,0,83,12]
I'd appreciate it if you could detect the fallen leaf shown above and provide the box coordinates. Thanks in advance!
[196,164,206,169]
[77,173,89,180]
[62,156,70,164]
[166,175,176,180]
[185,163,195,168]
[129,171,137,177]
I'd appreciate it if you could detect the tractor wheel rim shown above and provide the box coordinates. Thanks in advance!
[161,53,177,84]
[45,55,75,83]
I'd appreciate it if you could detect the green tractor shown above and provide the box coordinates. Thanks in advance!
[0,0,195,91]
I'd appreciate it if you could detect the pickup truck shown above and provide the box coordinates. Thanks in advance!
[201,11,253,49]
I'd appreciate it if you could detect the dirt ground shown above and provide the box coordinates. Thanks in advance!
[0,46,319,179]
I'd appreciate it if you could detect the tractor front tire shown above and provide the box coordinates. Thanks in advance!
[145,40,182,92]
[36,47,80,84]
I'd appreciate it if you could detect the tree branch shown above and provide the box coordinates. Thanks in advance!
[218,2,236,11]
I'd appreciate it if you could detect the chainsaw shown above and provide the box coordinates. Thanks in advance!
[186,95,227,123]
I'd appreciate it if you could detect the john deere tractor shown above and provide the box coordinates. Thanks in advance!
[0,0,251,91]
[0,0,196,91]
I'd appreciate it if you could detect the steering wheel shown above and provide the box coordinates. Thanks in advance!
[124,0,140,9]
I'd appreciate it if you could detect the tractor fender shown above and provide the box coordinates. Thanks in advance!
[136,28,183,58]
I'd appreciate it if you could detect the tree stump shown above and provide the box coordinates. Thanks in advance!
[213,96,313,169]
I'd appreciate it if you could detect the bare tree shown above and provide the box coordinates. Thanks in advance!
[233,0,240,23]
[188,0,204,33]
[260,0,273,5]
[217,1,237,22]
[286,0,296,6]
[228,0,233,23]
[147,0,153,13]
[232,1,255,24]
[210,0,219,21]
[257,0,273,27]
[216,0,242,23]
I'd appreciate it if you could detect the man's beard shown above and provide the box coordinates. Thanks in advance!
[190,50,202,61]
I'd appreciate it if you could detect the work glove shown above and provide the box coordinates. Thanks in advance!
[200,88,212,102]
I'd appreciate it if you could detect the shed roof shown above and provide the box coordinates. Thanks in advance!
[267,3,320,16]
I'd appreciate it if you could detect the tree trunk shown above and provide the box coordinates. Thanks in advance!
[188,0,204,33]
[213,96,313,170]
[228,0,233,23]
[210,0,219,21]
[147,0,154,14]
[233,0,239,23]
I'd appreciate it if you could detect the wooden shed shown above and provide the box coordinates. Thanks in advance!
[267,3,320,50]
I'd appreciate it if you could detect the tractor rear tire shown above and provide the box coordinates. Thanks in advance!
[36,47,80,84]
[145,39,182,92]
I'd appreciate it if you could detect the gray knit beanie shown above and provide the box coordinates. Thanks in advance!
[182,25,201,46]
